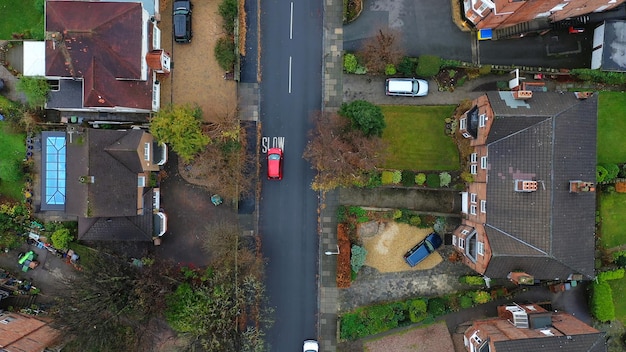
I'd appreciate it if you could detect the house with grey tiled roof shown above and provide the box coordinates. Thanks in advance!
[464,303,606,352]
[39,127,168,242]
[43,0,170,113]
[453,90,597,281]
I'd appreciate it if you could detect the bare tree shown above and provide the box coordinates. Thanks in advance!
[358,29,405,74]
[303,111,387,191]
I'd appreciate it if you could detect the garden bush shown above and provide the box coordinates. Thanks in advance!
[613,250,626,267]
[340,302,408,340]
[381,171,395,185]
[354,65,367,74]
[393,209,402,219]
[218,0,238,34]
[401,170,416,187]
[409,216,421,227]
[427,297,448,316]
[396,57,416,76]
[439,172,451,187]
[343,53,358,73]
[348,206,369,223]
[459,295,473,309]
[416,55,441,78]
[214,37,236,71]
[426,173,440,188]
[336,205,347,223]
[598,268,625,282]
[571,69,626,85]
[385,64,396,76]
[389,170,402,184]
[408,299,428,323]
[433,217,446,234]
[364,171,382,188]
[16,76,50,109]
[51,228,73,250]
[600,163,620,182]
[460,171,474,183]
[597,165,608,182]
[591,280,615,322]
[415,173,426,186]
[472,290,491,304]
[459,275,486,286]
[351,245,368,273]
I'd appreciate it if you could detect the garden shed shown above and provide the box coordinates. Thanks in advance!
[22,41,46,76]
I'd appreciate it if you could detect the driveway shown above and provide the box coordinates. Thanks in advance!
[344,0,472,61]
[158,0,237,122]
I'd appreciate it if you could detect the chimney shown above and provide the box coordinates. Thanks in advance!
[513,90,533,100]
[507,272,535,285]
[515,180,537,192]
[569,180,595,193]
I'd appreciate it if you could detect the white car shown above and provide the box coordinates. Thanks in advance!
[385,78,429,97]
[303,339,319,352]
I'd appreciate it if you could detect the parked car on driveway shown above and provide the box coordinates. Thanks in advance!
[385,78,429,97]
[267,147,283,180]
[173,0,192,43]
[404,232,442,267]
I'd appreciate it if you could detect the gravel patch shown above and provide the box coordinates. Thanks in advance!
[363,322,455,352]
[362,222,442,273]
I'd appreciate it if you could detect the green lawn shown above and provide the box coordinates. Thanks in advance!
[0,122,26,200]
[0,0,44,40]
[380,105,459,171]
[598,91,626,164]
[599,192,626,249]
[609,277,626,324]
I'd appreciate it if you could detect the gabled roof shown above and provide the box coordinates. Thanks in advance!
[493,333,606,352]
[482,92,597,279]
[66,129,149,218]
[45,1,153,110]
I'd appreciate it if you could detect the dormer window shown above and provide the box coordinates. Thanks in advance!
[480,156,488,169]
[144,142,151,161]
[479,114,487,127]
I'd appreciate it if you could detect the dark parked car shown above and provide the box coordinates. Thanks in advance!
[404,232,443,267]
[173,0,192,43]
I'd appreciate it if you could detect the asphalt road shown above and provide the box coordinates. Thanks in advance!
[258,0,322,350]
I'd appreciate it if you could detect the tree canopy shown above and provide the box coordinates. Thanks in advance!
[303,111,387,191]
[339,100,386,137]
[149,104,211,162]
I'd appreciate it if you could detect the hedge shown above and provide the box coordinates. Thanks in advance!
[597,268,625,282]
[591,280,615,322]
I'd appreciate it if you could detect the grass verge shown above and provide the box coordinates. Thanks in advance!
[609,277,626,324]
[380,105,459,171]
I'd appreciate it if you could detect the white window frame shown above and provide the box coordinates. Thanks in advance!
[453,235,457,246]
[144,143,151,161]
[479,114,487,127]
[463,132,472,139]
[459,238,465,249]
[477,242,484,256]
[481,156,488,169]
[470,193,477,204]
[470,153,477,163]
[138,175,146,187]
[480,200,487,213]
[460,118,467,131]
[470,164,477,175]
[461,229,470,235]
[470,205,477,215]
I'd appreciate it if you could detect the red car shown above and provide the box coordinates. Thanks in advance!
[267,148,283,180]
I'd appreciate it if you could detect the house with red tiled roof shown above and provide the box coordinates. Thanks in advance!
[44,0,170,113]
[463,303,606,352]
[453,90,597,282]
[0,311,62,352]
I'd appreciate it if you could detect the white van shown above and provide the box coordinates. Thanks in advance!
[385,78,429,97]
